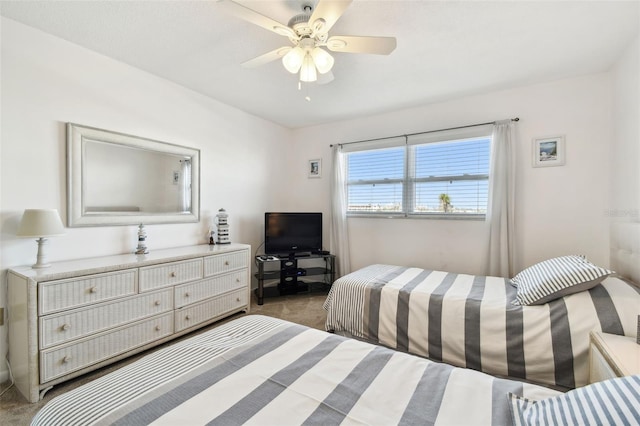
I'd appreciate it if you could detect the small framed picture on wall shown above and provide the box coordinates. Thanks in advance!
[533,135,565,167]
[309,159,321,178]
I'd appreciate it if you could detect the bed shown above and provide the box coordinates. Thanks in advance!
[324,259,640,390]
[32,315,570,425]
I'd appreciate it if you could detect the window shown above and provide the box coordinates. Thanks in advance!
[344,127,492,218]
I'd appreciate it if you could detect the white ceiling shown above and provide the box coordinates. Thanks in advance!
[1,1,638,129]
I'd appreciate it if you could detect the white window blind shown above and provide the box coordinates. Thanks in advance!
[344,136,406,214]
[344,126,492,218]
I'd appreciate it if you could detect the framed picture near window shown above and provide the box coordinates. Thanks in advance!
[533,136,565,167]
[308,159,321,178]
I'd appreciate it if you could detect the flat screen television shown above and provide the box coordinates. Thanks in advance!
[264,212,322,256]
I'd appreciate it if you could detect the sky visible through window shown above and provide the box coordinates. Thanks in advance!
[347,137,491,213]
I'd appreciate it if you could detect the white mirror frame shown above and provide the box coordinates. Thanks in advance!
[67,123,200,227]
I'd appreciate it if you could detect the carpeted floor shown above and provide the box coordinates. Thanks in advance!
[0,292,328,425]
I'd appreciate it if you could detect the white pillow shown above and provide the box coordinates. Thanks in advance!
[509,375,640,426]
[510,255,612,306]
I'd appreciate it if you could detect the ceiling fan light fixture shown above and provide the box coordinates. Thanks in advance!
[299,53,317,82]
[282,46,304,73]
[311,47,334,74]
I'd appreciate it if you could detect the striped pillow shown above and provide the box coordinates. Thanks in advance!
[508,375,640,426]
[511,255,612,306]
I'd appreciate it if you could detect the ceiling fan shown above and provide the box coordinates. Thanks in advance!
[218,0,397,83]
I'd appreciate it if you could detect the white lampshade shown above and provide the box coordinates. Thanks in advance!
[17,209,65,268]
[282,46,304,74]
[17,209,65,237]
[299,53,318,82]
[311,47,334,74]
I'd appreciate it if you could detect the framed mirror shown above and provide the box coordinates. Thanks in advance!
[67,123,200,227]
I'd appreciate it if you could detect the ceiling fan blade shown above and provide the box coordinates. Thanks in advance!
[217,0,297,39]
[326,35,397,55]
[241,47,292,68]
[309,0,353,34]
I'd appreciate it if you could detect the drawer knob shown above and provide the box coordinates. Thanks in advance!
[236,297,241,302]
[62,356,71,364]
[61,324,70,331]
[236,278,240,283]
[185,315,191,320]
[170,272,176,278]
[89,287,98,293]
[155,325,161,331]
[185,292,190,298]
[154,300,161,306]
[225,261,229,266]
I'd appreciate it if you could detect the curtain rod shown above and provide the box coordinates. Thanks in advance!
[329,117,519,148]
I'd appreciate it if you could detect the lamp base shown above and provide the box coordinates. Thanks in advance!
[32,237,51,269]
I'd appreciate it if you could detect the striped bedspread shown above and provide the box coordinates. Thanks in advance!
[324,265,640,389]
[32,315,560,426]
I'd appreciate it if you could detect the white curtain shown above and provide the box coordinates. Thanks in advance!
[330,145,351,277]
[487,120,516,277]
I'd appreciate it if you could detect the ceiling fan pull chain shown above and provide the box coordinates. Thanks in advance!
[297,80,311,102]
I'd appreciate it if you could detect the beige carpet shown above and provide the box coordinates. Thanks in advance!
[0,292,328,425]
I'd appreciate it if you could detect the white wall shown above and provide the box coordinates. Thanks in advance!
[290,73,614,276]
[609,34,640,281]
[611,34,639,221]
[0,18,292,381]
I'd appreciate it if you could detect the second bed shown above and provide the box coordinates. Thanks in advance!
[324,262,640,390]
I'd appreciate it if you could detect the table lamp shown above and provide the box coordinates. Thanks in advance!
[17,209,65,268]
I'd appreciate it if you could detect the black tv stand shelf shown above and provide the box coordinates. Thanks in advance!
[254,253,336,305]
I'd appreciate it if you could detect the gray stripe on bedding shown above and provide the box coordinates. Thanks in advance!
[491,378,523,425]
[588,285,624,335]
[112,324,307,426]
[303,346,394,425]
[427,273,458,362]
[399,362,454,425]
[397,269,433,352]
[464,275,486,371]
[209,334,345,426]
[548,298,575,389]
[504,279,526,380]
[367,267,408,341]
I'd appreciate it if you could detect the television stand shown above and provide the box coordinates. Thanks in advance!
[254,253,335,305]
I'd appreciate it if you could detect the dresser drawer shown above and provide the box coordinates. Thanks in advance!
[39,289,173,349]
[203,251,248,277]
[175,289,247,332]
[139,258,203,292]
[40,312,174,383]
[174,271,247,308]
[39,270,137,315]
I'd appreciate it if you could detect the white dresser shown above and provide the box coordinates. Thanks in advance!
[8,243,251,403]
